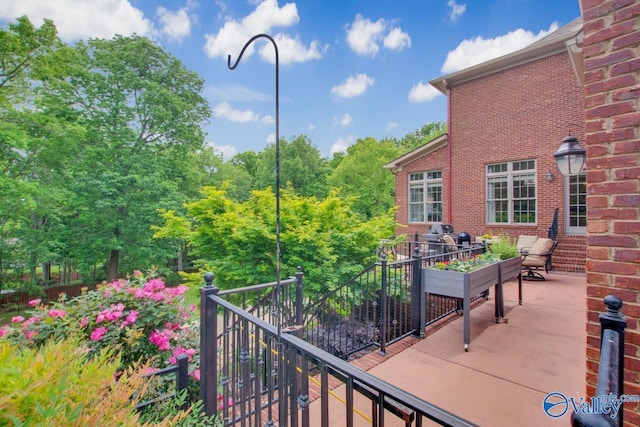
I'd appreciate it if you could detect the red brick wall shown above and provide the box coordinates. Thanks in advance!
[394,145,449,237]
[449,52,584,241]
[394,51,585,246]
[580,0,640,424]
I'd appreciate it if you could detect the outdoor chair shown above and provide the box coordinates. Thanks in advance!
[521,238,558,281]
[443,234,458,253]
[516,235,538,254]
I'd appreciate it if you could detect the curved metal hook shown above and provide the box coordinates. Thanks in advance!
[227,33,279,70]
[227,34,283,339]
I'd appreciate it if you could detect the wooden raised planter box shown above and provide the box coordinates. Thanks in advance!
[423,262,503,351]
[498,256,523,305]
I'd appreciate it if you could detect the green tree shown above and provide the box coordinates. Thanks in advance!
[158,186,395,296]
[254,135,329,198]
[327,137,400,219]
[396,121,447,154]
[53,34,211,281]
[0,16,83,285]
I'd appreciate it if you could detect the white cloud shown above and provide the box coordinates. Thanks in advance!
[207,142,237,161]
[346,14,411,57]
[408,81,442,103]
[157,7,191,42]
[448,0,467,22]
[308,123,316,131]
[441,23,559,74]
[208,84,271,102]
[383,27,411,51]
[213,102,259,122]
[386,122,399,132]
[0,0,156,41]
[266,133,276,144]
[346,14,386,56]
[333,114,353,127]
[330,135,355,155]
[260,115,275,124]
[330,74,374,98]
[203,0,322,65]
[259,33,325,65]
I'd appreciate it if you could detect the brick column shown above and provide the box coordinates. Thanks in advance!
[580,0,640,425]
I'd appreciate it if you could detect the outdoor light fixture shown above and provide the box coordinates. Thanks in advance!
[553,134,586,176]
[545,170,554,182]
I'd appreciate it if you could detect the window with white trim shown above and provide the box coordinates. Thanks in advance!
[486,160,536,224]
[409,171,442,223]
[565,173,586,234]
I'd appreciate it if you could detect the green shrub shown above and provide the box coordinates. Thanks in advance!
[488,235,519,260]
[0,335,190,426]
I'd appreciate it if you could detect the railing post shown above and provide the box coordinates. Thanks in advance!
[600,295,626,426]
[199,272,219,417]
[295,266,304,327]
[379,252,388,355]
[411,245,425,338]
[571,295,626,427]
[176,353,189,410]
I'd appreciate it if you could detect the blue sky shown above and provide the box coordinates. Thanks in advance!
[0,0,581,159]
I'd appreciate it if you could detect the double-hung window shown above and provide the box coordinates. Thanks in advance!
[486,160,536,224]
[565,173,586,234]
[409,171,442,223]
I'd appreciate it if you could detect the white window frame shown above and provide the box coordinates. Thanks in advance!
[408,171,443,223]
[564,173,586,235]
[486,160,537,225]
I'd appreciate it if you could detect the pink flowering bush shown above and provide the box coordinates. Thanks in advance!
[0,270,199,373]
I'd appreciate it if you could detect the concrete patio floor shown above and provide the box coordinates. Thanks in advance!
[321,272,587,426]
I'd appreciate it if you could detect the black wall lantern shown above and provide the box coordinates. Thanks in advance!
[553,134,586,176]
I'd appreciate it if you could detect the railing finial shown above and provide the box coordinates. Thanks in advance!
[603,294,622,315]
[204,272,214,287]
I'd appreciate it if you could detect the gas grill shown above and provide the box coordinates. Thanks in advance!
[422,224,457,254]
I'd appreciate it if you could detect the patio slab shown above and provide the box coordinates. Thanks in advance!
[365,272,587,426]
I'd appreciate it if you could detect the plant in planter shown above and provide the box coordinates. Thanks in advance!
[431,252,499,272]
[487,235,519,260]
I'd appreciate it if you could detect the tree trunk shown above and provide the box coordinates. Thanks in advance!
[107,249,119,282]
[42,262,51,283]
[177,244,184,272]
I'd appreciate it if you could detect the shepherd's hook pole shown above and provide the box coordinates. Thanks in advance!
[228,34,282,339]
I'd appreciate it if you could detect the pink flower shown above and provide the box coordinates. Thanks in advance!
[12,316,25,323]
[190,369,200,381]
[133,270,143,278]
[24,330,39,340]
[218,395,234,410]
[125,310,138,324]
[28,299,42,307]
[47,309,66,318]
[90,327,107,341]
[0,327,8,338]
[189,304,196,312]
[149,329,171,351]
[22,316,40,328]
[79,317,89,328]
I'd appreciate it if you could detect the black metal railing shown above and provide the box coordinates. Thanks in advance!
[199,280,477,426]
[548,207,559,241]
[211,237,486,361]
[136,353,189,412]
[571,295,627,427]
[215,268,304,329]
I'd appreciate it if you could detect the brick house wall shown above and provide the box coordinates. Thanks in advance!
[448,52,584,241]
[392,143,449,237]
[388,39,587,272]
[580,0,640,424]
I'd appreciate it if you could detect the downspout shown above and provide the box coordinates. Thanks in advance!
[446,82,453,224]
